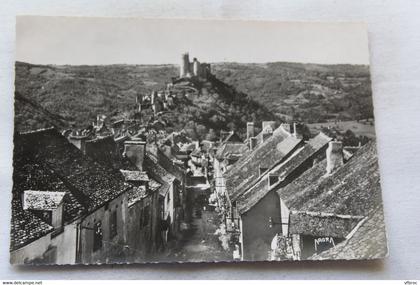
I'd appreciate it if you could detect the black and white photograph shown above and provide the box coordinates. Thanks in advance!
[11,17,387,265]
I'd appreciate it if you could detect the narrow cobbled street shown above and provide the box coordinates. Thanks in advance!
[163,187,233,262]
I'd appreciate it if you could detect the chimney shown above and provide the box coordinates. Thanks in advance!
[292,123,303,139]
[123,140,147,171]
[262,121,276,131]
[262,121,276,142]
[326,141,344,175]
[151,91,156,104]
[280,123,292,134]
[52,203,64,230]
[249,137,258,150]
[246,122,255,141]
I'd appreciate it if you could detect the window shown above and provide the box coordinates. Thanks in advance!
[269,175,279,186]
[93,221,103,252]
[259,167,268,176]
[140,205,150,229]
[166,193,171,205]
[109,210,117,239]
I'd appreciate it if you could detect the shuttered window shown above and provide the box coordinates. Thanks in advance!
[110,210,117,239]
[93,221,103,252]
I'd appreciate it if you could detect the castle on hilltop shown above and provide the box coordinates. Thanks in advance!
[179,53,211,79]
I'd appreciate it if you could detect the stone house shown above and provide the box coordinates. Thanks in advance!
[121,138,185,252]
[144,154,181,245]
[222,123,299,233]
[234,132,332,261]
[11,128,133,264]
[212,142,248,208]
[120,170,161,261]
[271,141,387,261]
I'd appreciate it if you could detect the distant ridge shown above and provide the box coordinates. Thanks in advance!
[14,60,372,135]
[14,91,68,133]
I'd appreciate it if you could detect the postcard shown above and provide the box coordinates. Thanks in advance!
[11,16,387,264]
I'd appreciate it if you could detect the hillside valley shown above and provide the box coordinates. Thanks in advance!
[15,61,374,138]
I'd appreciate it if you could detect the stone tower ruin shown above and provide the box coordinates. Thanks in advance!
[179,52,211,79]
[180,53,191,78]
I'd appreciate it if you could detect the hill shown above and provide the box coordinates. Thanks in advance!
[212,62,373,123]
[14,92,68,132]
[14,61,374,137]
[15,62,177,128]
[14,62,276,139]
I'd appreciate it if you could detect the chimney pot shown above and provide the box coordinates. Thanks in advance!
[246,122,255,141]
[262,121,277,131]
[292,123,304,139]
[249,137,258,150]
[280,123,292,134]
[326,141,344,175]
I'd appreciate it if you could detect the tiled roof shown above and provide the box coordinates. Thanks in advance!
[18,129,130,211]
[12,161,86,222]
[11,199,54,251]
[215,142,248,160]
[272,132,332,179]
[278,140,385,239]
[237,132,331,214]
[149,179,162,192]
[23,190,66,211]
[200,140,214,152]
[120,170,149,182]
[288,211,363,238]
[309,207,388,260]
[11,128,130,251]
[11,158,86,251]
[127,185,148,206]
[220,131,242,145]
[158,183,171,197]
[190,148,202,157]
[225,127,301,202]
[279,141,382,217]
[164,131,192,146]
[143,153,176,197]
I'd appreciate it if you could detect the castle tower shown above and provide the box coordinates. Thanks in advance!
[193,58,201,77]
[180,53,191,78]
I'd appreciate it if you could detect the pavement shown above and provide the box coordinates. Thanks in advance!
[161,189,233,262]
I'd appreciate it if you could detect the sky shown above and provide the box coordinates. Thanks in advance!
[16,16,370,65]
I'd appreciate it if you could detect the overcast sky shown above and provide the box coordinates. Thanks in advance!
[16,16,370,65]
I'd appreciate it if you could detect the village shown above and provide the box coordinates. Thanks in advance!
[10,53,387,264]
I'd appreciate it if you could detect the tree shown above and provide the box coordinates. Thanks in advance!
[205,128,217,141]
[227,122,236,131]
[342,129,358,146]
[196,124,208,140]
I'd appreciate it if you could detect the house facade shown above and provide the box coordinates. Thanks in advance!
[235,132,332,260]
[222,123,299,231]
[11,128,133,264]
[271,141,387,260]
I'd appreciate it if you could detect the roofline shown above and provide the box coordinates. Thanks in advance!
[316,131,332,142]
[18,127,56,135]
[225,126,292,177]
[86,135,114,143]
[230,137,304,203]
[124,140,146,145]
[237,133,335,213]
[237,145,306,214]
[290,210,365,220]
[11,182,131,252]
